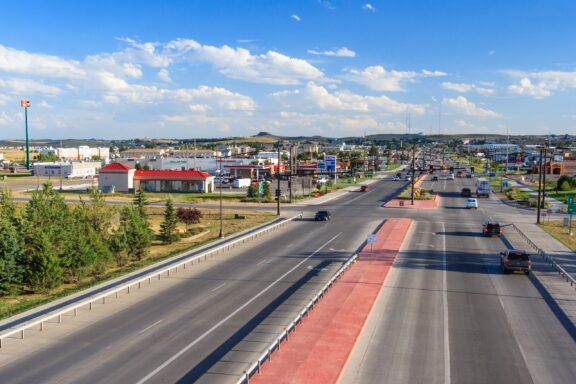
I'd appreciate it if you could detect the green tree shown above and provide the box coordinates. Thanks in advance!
[0,219,25,296]
[35,152,59,162]
[262,181,271,199]
[133,187,148,217]
[0,189,20,228]
[119,205,152,261]
[159,198,179,244]
[247,184,258,198]
[26,233,63,292]
[369,145,379,157]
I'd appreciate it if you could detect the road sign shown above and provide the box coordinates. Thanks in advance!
[489,172,495,177]
[367,234,377,244]
[325,155,337,172]
[568,195,576,214]
[502,182,508,187]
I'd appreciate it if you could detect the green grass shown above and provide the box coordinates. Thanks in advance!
[539,221,576,252]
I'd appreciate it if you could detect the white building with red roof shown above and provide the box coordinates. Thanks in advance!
[98,163,214,193]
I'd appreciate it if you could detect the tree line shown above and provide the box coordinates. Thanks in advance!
[0,185,202,296]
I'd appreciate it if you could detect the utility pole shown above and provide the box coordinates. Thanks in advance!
[277,142,281,216]
[288,143,293,204]
[219,155,224,238]
[536,147,544,224]
[411,144,416,206]
[541,146,547,210]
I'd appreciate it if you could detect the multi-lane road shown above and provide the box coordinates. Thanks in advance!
[1,171,575,383]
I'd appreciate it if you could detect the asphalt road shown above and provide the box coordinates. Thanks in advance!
[342,173,576,384]
[0,174,407,383]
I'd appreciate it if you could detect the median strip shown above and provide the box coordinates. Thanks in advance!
[245,218,413,384]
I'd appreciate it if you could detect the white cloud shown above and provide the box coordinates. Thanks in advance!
[508,77,552,98]
[166,38,324,85]
[0,78,62,96]
[307,47,356,57]
[173,86,257,112]
[291,14,301,22]
[0,44,85,79]
[442,82,495,95]
[442,96,500,118]
[506,70,576,98]
[0,112,14,125]
[158,68,172,82]
[421,69,447,77]
[272,82,426,115]
[344,65,446,92]
[37,100,53,108]
[363,3,376,12]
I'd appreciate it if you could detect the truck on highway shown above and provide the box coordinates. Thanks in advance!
[233,178,251,188]
[476,178,490,197]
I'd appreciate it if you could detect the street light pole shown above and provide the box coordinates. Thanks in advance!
[411,144,416,206]
[541,146,548,210]
[277,142,281,216]
[219,155,224,238]
[21,100,31,170]
[536,148,544,224]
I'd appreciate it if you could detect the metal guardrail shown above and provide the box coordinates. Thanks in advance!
[236,250,360,384]
[511,224,576,289]
[0,213,303,349]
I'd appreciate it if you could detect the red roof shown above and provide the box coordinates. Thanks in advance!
[100,163,133,171]
[135,170,212,179]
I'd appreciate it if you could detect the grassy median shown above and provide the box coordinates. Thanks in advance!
[539,220,576,252]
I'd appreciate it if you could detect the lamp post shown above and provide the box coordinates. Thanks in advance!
[218,155,224,238]
[277,142,281,216]
[411,144,416,206]
[536,147,544,224]
[20,100,31,170]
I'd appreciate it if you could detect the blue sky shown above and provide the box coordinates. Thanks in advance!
[0,0,574,139]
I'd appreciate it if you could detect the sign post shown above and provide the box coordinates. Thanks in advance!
[567,195,575,236]
[367,234,377,253]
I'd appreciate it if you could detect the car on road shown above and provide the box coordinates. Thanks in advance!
[465,198,478,209]
[466,173,472,178]
[461,188,472,197]
[499,249,531,275]
[405,175,412,181]
[432,175,439,181]
[360,185,369,192]
[447,174,455,180]
[482,221,502,237]
[393,176,400,181]
[456,171,463,177]
[314,210,331,221]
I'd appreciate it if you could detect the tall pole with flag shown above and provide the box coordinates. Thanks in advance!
[21,100,31,170]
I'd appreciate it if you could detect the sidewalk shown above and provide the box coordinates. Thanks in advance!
[250,218,413,384]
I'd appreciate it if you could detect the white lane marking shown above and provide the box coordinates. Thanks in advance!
[210,283,227,292]
[442,222,451,384]
[256,258,269,266]
[136,232,343,384]
[138,320,163,335]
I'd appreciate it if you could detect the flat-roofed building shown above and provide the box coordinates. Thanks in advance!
[119,148,165,158]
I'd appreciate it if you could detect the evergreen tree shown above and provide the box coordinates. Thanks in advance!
[159,198,179,244]
[262,181,271,199]
[133,187,148,218]
[109,225,130,266]
[0,219,25,296]
[26,233,63,292]
[247,184,257,198]
[0,189,19,228]
[120,205,152,261]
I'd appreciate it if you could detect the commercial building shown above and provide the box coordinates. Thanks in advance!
[33,161,102,179]
[98,163,214,193]
[55,146,110,161]
[119,148,165,158]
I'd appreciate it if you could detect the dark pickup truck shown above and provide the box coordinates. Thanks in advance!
[482,221,501,237]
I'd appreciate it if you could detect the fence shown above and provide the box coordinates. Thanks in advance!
[511,224,576,289]
[0,213,303,348]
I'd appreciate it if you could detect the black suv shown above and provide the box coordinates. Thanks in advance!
[482,221,501,237]
[314,210,331,221]
[499,249,531,275]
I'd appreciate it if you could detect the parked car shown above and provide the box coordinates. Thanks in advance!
[499,249,531,275]
[466,198,479,209]
[461,188,472,197]
[482,221,502,237]
[360,185,369,192]
[314,210,331,221]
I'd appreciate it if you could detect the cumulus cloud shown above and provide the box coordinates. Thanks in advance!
[506,70,576,98]
[307,47,356,57]
[0,78,62,96]
[291,14,301,22]
[442,82,496,95]
[442,96,500,118]
[0,44,85,79]
[166,38,324,85]
[272,82,426,115]
[0,111,14,125]
[158,68,172,82]
[363,3,376,12]
[345,65,446,92]
[172,86,257,112]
